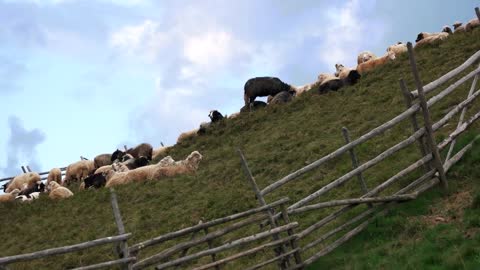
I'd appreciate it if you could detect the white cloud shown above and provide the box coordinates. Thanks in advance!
[318,0,386,69]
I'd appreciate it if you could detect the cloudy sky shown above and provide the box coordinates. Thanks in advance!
[0,0,478,177]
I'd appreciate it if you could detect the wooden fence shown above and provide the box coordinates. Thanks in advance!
[1,8,480,269]
[0,188,135,270]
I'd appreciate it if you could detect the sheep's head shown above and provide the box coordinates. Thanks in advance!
[362,53,374,63]
[335,63,345,72]
[2,182,8,193]
[134,156,150,168]
[453,21,462,29]
[387,50,396,60]
[442,25,453,34]
[186,151,203,169]
[121,154,134,162]
[47,181,60,192]
[415,32,425,43]
[158,156,175,167]
[111,149,126,162]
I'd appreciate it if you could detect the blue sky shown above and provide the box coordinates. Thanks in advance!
[0,0,478,177]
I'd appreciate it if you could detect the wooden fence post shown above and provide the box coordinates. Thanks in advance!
[203,227,220,270]
[445,65,479,161]
[407,42,448,191]
[399,79,432,172]
[476,7,480,21]
[110,188,133,270]
[341,127,369,195]
[237,149,289,269]
[124,145,128,151]
[21,166,27,173]
[26,166,32,172]
[280,205,303,269]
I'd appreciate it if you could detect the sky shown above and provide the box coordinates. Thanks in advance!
[0,0,478,178]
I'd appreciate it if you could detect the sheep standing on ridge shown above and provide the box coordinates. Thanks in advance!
[415,32,449,48]
[334,64,361,86]
[356,51,396,75]
[209,110,224,122]
[244,77,296,108]
[47,168,62,186]
[177,129,199,145]
[5,172,41,193]
[48,181,74,200]
[94,154,112,169]
[63,160,95,186]
[465,18,479,31]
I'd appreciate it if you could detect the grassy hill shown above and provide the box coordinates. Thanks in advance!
[0,28,479,270]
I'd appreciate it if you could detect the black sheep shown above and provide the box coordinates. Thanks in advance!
[83,173,107,189]
[208,110,224,122]
[244,77,293,107]
[18,182,45,197]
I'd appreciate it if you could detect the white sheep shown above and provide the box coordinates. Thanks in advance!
[152,146,171,160]
[63,160,95,185]
[356,51,396,75]
[105,151,202,188]
[47,168,62,186]
[47,181,74,200]
[465,18,479,32]
[0,189,21,203]
[357,51,377,65]
[453,21,466,33]
[6,172,41,193]
[386,42,407,55]
[176,129,199,145]
[414,32,449,48]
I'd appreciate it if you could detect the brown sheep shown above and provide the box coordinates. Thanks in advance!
[0,189,21,203]
[356,51,396,75]
[6,172,41,193]
[126,143,153,160]
[63,160,95,186]
[47,168,62,186]
[94,154,112,169]
[48,181,74,200]
[465,18,479,32]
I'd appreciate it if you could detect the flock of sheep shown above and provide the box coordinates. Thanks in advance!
[175,16,480,145]
[0,143,203,203]
[0,15,478,205]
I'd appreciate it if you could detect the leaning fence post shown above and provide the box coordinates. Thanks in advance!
[475,7,480,21]
[110,188,133,270]
[399,79,432,172]
[280,205,303,269]
[445,65,479,161]
[341,127,369,195]
[26,166,32,172]
[407,42,448,191]
[21,166,28,173]
[237,149,289,269]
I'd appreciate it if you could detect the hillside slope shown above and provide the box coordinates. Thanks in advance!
[0,29,479,269]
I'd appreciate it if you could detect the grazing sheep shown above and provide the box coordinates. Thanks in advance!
[94,154,112,169]
[208,110,224,122]
[415,32,449,48]
[356,51,396,75]
[0,189,21,203]
[152,146,171,160]
[240,101,267,113]
[177,129,199,145]
[106,151,203,187]
[83,173,107,189]
[244,77,296,107]
[6,172,41,193]
[317,74,344,94]
[357,51,377,65]
[47,168,62,186]
[465,18,479,32]
[126,143,153,161]
[386,42,408,55]
[267,91,294,105]
[18,181,45,197]
[63,160,95,186]
[47,181,74,200]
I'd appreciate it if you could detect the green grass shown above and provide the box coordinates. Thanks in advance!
[307,135,480,270]
[0,29,479,270]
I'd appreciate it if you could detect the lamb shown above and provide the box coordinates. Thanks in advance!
[453,21,466,33]
[105,151,202,188]
[94,154,112,169]
[5,172,41,193]
[267,91,294,105]
[386,42,407,55]
[240,101,267,113]
[465,18,479,32]
[177,129,199,145]
[47,181,74,200]
[208,110,224,123]
[414,32,449,48]
[0,189,21,203]
[46,168,62,186]
[63,160,95,186]
[357,51,377,65]
[244,77,296,108]
[356,51,396,75]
